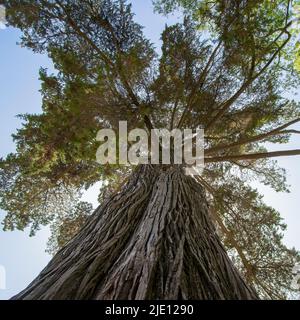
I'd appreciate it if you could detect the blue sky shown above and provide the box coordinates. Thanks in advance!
[0,1,299,300]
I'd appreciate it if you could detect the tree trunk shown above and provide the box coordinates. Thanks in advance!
[11,165,259,300]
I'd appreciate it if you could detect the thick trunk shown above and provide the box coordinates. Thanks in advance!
[12,165,259,300]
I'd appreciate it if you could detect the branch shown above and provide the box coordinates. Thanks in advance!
[205,149,300,163]
[282,129,300,134]
[54,0,155,131]
[170,97,180,130]
[206,117,300,155]
[205,24,292,132]
[177,41,222,128]
[53,0,113,67]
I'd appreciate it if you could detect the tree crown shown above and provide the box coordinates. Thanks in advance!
[1,0,300,298]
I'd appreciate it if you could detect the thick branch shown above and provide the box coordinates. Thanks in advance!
[206,117,300,155]
[205,149,300,163]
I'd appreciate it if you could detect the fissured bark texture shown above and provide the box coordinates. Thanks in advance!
[12,165,258,300]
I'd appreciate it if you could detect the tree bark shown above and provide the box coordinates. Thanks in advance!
[11,165,259,300]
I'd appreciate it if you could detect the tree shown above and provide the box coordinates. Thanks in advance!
[1,0,300,299]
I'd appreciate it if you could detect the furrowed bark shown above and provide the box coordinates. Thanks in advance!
[11,165,258,300]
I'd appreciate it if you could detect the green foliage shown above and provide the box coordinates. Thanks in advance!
[154,0,300,75]
[1,0,300,298]
[46,201,93,255]
[203,169,299,299]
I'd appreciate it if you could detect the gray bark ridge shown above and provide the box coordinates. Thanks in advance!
[12,165,259,300]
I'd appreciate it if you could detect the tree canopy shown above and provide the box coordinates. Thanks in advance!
[1,0,300,299]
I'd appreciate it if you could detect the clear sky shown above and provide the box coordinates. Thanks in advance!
[0,0,299,300]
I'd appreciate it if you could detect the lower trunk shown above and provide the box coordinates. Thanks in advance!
[12,165,259,300]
